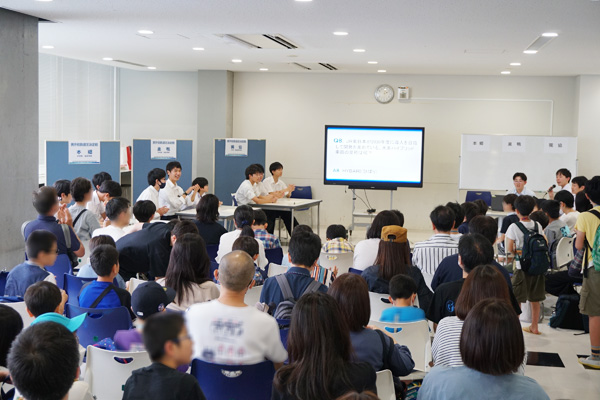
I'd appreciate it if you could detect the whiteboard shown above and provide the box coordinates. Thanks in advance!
[459,134,577,191]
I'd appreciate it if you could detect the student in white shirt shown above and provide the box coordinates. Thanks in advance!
[549,168,572,199]
[234,164,277,206]
[137,168,170,220]
[263,162,295,198]
[353,210,402,271]
[86,172,117,221]
[555,190,579,231]
[92,197,131,242]
[507,172,536,197]
[158,161,199,220]
[216,205,268,269]
[189,177,210,208]
[69,177,101,241]
[187,250,287,367]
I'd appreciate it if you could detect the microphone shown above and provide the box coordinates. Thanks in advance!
[544,184,556,198]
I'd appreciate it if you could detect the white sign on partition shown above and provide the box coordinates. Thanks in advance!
[225,138,248,157]
[502,136,526,153]
[543,137,569,154]
[465,135,490,152]
[68,141,101,164]
[151,139,177,160]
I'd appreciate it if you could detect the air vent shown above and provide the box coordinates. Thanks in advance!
[221,34,261,49]
[318,63,338,71]
[262,35,298,49]
[291,62,311,71]
[113,60,148,68]
[217,34,300,50]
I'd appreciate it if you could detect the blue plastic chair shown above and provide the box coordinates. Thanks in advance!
[465,191,492,206]
[290,186,312,212]
[65,304,132,348]
[191,359,276,400]
[231,193,238,206]
[264,247,284,265]
[206,244,219,263]
[0,271,8,296]
[63,274,97,306]
[349,267,362,275]
[47,254,72,289]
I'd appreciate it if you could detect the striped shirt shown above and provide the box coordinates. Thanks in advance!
[412,234,459,276]
[432,316,464,367]
[322,238,355,254]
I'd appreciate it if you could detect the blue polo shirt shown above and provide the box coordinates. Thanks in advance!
[24,215,81,256]
[259,266,328,308]
[430,254,512,291]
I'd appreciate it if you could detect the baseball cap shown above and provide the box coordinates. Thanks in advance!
[31,312,86,332]
[381,225,408,244]
[131,281,176,318]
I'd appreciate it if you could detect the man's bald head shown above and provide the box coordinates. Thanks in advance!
[219,250,255,292]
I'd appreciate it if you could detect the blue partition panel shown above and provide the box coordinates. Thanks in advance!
[132,139,193,201]
[46,141,121,185]
[214,139,266,205]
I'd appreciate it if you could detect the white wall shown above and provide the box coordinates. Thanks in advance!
[575,75,600,179]
[232,73,578,230]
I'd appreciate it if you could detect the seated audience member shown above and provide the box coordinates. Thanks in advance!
[432,216,513,290]
[322,224,354,253]
[571,175,588,195]
[496,194,519,261]
[24,186,84,259]
[473,199,489,216]
[380,275,426,323]
[556,190,579,231]
[419,299,549,400]
[0,305,23,370]
[189,177,210,207]
[445,202,464,241]
[86,171,112,220]
[7,322,83,400]
[575,176,600,369]
[457,202,478,234]
[24,281,68,318]
[187,251,287,366]
[115,282,176,352]
[529,210,549,230]
[353,210,402,271]
[158,161,198,220]
[362,225,432,312]
[508,172,536,197]
[576,190,593,212]
[273,292,377,400]
[428,233,521,325]
[78,245,133,315]
[5,231,58,296]
[92,197,131,241]
[549,168,572,199]
[542,200,569,248]
[252,209,281,250]
[78,235,126,288]
[215,205,268,269]
[260,231,328,309]
[54,179,72,207]
[123,313,206,400]
[232,236,266,286]
[412,205,458,289]
[157,234,219,311]
[69,177,101,241]
[329,274,414,398]
[193,194,227,245]
[137,168,170,219]
[432,265,512,368]
[390,209,405,226]
[234,164,277,206]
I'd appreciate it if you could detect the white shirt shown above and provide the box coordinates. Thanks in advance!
[235,180,257,205]
[92,225,126,242]
[560,211,580,231]
[86,190,105,220]
[263,177,288,194]
[352,238,381,271]
[505,220,544,270]
[557,182,572,194]
[507,187,536,197]
[216,229,268,269]
[255,181,269,197]
[187,300,287,365]
[159,179,192,216]
[137,185,162,220]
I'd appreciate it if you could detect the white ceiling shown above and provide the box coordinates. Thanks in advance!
[2,0,600,75]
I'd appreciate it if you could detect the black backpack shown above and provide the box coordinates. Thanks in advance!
[516,221,551,275]
[273,275,321,320]
[549,294,588,332]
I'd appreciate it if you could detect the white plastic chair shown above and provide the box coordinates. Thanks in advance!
[127,278,146,295]
[319,252,354,275]
[84,346,151,400]
[376,369,396,400]
[244,285,263,306]
[267,263,288,278]
[2,301,35,327]
[554,236,574,271]
[369,291,392,321]
[369,319,431,374]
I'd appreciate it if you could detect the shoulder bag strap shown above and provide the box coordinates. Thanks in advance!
[275,274,294,301]
[89,284,117,309]
[72,208,87,227]
[60,223,71,250]
[375,329,394,370]
[303,279,322,295]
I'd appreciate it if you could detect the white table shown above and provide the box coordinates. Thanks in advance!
[176,205,237,230]
[254,198,323,236]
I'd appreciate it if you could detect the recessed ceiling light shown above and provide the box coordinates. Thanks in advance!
[501,71,511,75]
[147,66,157,70]
[138,30,154,35]
[232,59,242,63]
[259,68,269,71]
[368,61,378,64]
[377,70,386,73]
[102,57,113,61]
[333,32,348,36]
[523,50,538,54]
[509,62,521,66]
[41,45,54,49]
[542,32,559,37]
[192,47,205,51]
[353,49,366,53]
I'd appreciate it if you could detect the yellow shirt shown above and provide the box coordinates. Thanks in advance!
[574,205,600,264]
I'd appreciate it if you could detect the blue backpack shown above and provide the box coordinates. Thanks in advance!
[516,221,551,275]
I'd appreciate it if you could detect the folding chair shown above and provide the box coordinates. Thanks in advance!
[376,369,396,400]
[47,254,72,289]
[319,252,354,275]
[65,304,132,348]
[554,236,575,271]
[369,291,393,321]
[267,263,287,278]
[63,274,96,305]
[244,285,263,306]
[465,191,492,206]
[0,300,35,327]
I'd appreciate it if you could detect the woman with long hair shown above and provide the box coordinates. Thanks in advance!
[272,292,377,400]
[194,194,227,245]
[361,225,432,311]
[353,210,402,271]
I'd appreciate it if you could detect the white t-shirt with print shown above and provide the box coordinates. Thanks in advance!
[505,220,544,270]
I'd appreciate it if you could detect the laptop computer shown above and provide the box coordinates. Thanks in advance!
[491,195,505,211]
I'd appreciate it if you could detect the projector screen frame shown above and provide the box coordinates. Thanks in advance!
[323,124,425,190]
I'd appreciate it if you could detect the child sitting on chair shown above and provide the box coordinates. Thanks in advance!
[380,275,426,323]
[322,224,354,254]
